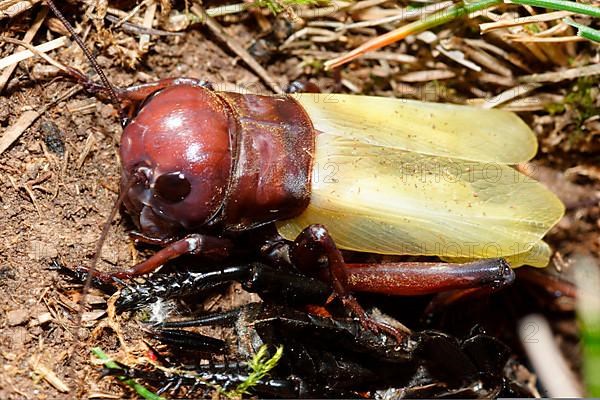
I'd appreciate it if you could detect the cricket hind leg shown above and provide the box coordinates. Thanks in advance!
[345,258,515,296]
[288,224,515,340]
[289,224,406,341]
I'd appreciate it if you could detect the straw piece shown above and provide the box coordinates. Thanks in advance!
[0,0,42,20]
[0,36,68,70]
[520,63,600,82]
[139,0,157,51]
[481,82,541,108]
[30,361,70,393]
[480,10,573,33]
[519,314,583,397]
[0,5,47,92]
[0,110,39,155]
[508,35,584,42]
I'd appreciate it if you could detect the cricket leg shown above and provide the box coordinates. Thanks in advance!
[80,234,232,282]
[128,231,177,246]
[289,224,405,341]
[344,258,514,296]
[289,225,516,338]
[115,262,332,313]
[345,258,515,317]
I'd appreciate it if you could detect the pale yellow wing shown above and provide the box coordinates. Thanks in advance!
[277,133,564,267]
[293,93,537,164]
[506,241,553,267]
[442,241,553,268]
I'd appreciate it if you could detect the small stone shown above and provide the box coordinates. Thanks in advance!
[98,103,115,120]
[85,294,106,306]
[9,326,30,349]
[41,120,65,156]
[7,309,29,326]
[24,162,40,180]
[81,310,106,323]
[30,312,53,327]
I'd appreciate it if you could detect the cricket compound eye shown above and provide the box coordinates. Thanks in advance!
[154,172,192,203]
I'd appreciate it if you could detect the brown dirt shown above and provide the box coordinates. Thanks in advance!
[0,1,599,399]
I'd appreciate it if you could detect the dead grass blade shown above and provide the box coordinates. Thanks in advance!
[0,5,47,92]
[0,36,68,70]
[0,85,80,156]
[191,3,283,94]
[0,110,39,155]
[480,10,573,33]
[29,359,70,393]
[508,35,585,42]
[520,63,600,83]
[0,0,42,20]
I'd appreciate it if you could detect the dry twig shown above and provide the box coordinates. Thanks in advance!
[191,3,283,94]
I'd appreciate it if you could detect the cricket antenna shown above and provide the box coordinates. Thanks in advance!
[45,0,122,114]
[43,0,130,345]
[72,173,142,339]
[90,172,144,278]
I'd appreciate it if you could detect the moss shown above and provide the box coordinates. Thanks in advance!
[564,76,599,121]
[305,59,325,73]
[545,102,566,115]
[223,345,284,398]
[524,23,542,33]
[253,0,324,14]
[563,76,600,145]
[546,77,599,145]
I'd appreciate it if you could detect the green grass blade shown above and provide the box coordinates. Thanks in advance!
[508,0,600,18]
[91,348,166,400]
[575,256,600,396]
[395,0,504,37]
[565,18,600,42]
